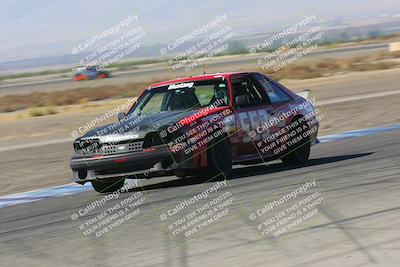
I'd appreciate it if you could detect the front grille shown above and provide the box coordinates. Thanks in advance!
[74,139,143,156]
[74,139,101,154]
[101,141,144,155]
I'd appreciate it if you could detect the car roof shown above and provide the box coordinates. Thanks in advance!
[148,72,250,89]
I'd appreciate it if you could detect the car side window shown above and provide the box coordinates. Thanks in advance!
[232,78,265,108]
[253,74,292,103]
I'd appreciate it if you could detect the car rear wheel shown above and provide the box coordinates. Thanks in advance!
[91,178,125,193]
[281,119,311,165]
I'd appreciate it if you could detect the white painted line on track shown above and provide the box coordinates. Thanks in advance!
[0,180,139,208]
[0,138,72,152]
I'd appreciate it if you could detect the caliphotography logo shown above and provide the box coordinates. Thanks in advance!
[1,0,400,266]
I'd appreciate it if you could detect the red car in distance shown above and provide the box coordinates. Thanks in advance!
[72,66,110,81]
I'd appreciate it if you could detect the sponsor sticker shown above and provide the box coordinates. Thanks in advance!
[168,82,195,90]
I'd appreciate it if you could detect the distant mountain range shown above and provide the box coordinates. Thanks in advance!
[1,0,400,73]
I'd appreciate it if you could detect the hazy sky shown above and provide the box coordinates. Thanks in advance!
[1,0,400,61]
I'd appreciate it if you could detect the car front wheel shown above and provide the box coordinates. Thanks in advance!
[206,136,232,179]
[91,178,125,193]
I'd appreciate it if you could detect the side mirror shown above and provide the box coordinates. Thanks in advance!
[117,112,126,121]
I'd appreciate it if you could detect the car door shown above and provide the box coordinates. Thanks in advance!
[231,74,281,161]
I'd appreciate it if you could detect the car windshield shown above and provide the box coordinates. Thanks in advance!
[130,79,230,115]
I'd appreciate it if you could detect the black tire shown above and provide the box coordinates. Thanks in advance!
[281,118,311,165]
[91,178,125,193]
[205,135,232,179]
[174,169,188,179]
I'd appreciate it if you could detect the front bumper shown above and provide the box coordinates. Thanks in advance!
[70,145,173,183]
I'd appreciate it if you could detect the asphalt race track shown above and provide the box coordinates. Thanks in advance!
[0,128,399,267]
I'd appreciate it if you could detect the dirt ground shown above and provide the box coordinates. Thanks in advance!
[318,94,400,135]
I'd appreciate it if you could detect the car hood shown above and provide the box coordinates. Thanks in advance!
[77,110,201,142]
